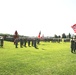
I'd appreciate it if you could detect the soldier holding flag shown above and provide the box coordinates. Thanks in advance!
[38,31,41,38]
[71,24,76,53]
[14,30,19,48]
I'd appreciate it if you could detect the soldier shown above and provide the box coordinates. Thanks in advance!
[23,38,27,47]
[71,38,75,53]
[20,38,23,48]
[33,39,37,49]
[74,39,76,52]
[14,38,18,48]
[31,39,34,46]
[28,39,31,47]
[1,38,4,47]
[37,38,40,44]
[0,36,4,47]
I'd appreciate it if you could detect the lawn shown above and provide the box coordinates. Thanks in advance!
[0,41,76,75]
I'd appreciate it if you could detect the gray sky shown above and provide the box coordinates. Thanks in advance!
[0,0,76,36]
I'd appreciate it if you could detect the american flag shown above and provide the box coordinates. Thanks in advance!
[71,24,76,33]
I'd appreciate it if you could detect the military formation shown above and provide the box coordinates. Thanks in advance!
[1,34,76,53]
[14,37,40,49]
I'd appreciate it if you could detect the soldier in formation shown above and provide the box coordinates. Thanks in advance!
[14,37,39,49]
[23,38,27,47]
[14,38,18,48]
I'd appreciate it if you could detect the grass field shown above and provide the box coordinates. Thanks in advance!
[0,41,76,75]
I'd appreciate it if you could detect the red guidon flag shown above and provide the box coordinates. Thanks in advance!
[71,24,76,33]
[38,31,41,38]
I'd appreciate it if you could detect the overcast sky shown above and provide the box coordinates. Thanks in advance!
[0,0,76,36]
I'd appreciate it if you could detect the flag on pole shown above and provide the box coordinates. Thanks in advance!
[38,31,41,38]
[14,30,19,44]
[71,24,76,33]
[14,30,19,39]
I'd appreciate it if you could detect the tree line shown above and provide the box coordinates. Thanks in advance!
[54,33,72,38]
[0,33,74,39]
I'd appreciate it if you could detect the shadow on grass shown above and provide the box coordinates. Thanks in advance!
[34,47,39,49]
[72,52,76,54]
[42,48,46,50]
[42,44,45,45]
[0,47,5,49]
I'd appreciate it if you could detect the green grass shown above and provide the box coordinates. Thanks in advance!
[0,41,76,75]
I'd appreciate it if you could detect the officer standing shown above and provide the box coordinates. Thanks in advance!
[71,38,75,53]
[0,36,4,47]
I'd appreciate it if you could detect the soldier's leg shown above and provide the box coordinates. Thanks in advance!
[15,43,17,48]
[31,40,33,46]
[71,47,73,53]
[34,40,37,48]
[28,40,30,47]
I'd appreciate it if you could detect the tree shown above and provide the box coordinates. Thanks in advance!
[54,34,58,38]
[68,33,71,38]
[62,33,66,38]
